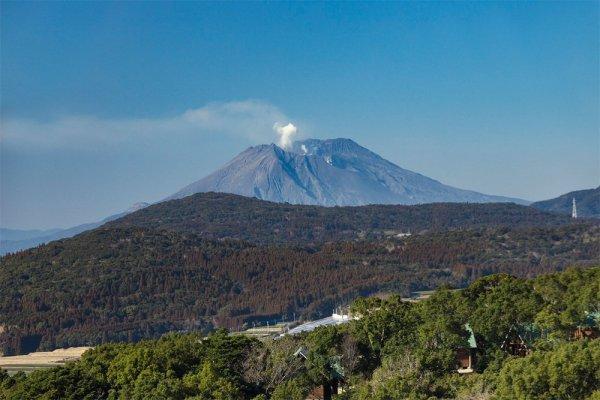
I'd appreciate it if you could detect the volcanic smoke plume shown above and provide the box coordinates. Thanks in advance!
[273,122,297,150]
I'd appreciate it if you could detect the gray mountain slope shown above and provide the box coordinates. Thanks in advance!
[170,138,527,206]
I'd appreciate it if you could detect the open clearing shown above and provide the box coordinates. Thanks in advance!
[0,347,90,375]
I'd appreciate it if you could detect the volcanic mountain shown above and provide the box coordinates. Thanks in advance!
[169,138,526,205]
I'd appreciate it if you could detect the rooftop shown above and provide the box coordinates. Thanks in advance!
[284,313,352,336]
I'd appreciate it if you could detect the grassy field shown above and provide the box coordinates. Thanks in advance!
[0,347,90,375]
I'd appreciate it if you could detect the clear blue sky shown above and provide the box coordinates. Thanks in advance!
[1,1,598,229]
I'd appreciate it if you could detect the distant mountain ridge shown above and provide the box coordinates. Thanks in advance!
[531,187,600,218]
[0,202,149,255]
[1,192,572,256]
[0,228,63,242]
[169,138,527,206]
[1,138,528,254]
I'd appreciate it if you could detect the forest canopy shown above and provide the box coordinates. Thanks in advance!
[107,192,578,244]
[1,267,598,400]
[1,223,598,355]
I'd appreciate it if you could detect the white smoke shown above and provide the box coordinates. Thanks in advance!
[1,100,291,149]
[273,122,298,150]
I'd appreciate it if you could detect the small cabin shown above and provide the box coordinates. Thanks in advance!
[456,323,477,374]
[305,381,340,400]
[294,347,345,400]
[501,324,541,357]
[573,312,600,340]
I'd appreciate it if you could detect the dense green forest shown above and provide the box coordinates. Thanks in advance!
[1,267,598,400]
[107,192,578,244]
[1,223,598,355]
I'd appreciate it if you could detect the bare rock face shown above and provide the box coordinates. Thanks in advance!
[169,138,526,206]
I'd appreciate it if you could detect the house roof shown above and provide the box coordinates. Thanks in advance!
[330,356,345,380]
[501,323,543,349]
[582,311,600,327]
[285,313,351,336]
[293,347,345,380]
[465,323,477,348]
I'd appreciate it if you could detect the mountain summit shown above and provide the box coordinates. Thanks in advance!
[170,138,525,205]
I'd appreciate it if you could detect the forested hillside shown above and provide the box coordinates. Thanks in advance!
[107,192,576,244]
[2,268,598,400]
[1,223,598,355]
[532,186,600,218]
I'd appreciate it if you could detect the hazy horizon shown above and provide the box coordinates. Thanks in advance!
[2,2,598,229]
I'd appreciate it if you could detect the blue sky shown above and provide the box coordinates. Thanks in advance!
[1,1,598,229]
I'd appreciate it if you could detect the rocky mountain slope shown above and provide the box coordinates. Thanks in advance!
[169,138,527,206]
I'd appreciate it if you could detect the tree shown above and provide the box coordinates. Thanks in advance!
[413,289,469,373]
[131,368,183,400]
[350,295,419,371]
[271,379,307,400]
[183,362,241,400]
[303,326,344,392]
[242,336,304,394]
[495,340,600,400]
[468,275,543,352]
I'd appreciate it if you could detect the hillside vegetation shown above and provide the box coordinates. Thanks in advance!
[1,222,598,355]
[532,186,600,218]
[108,192,575,244]
[1,267,598,400]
